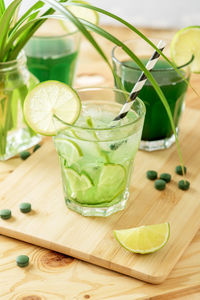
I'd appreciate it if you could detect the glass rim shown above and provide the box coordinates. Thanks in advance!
[32,29,79,40]
[112,39,193,72]
[0,51,26,71]
[56,87,146,133]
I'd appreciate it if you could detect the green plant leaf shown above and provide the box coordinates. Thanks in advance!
[9,1,44,36]
[2,18,45,60]
[0,0,22,58]
[7,1,71,60]
[0,0,5,16]
[42,0,112,69]
[70,2,191,85]
[7,7,55,60]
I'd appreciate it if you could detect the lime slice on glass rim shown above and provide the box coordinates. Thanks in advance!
[24,81,81,136]
[114,222,170,254]
[54,138,83,166]
[60,1,99,33]
[171,26,200,73]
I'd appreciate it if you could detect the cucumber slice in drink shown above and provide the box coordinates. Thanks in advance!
[54,138,82,166]
[171,26,200,73]
[114,222,170,254]
[24,81,81,136]
[64,168,93,197]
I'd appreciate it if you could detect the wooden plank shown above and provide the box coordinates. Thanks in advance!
[0,232,200,300]
[0,108,200,284]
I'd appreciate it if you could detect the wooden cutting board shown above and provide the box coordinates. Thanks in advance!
[0,108,200,284]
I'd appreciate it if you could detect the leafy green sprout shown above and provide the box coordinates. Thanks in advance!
[0,0,192,172]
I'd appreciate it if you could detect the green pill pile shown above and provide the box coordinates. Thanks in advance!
[0,209,11,220]
[146,165,190,191]
[19,202,31,213]
[16,255,29,268]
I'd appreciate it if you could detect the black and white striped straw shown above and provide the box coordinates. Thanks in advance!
[113,40,166,121]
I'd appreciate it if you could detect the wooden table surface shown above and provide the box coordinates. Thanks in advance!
[1,25,200,299]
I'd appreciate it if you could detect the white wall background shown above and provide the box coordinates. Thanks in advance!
[6,0,200,28]
[89,0,200,28]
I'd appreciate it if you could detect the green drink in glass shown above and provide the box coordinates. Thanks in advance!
[25,20,80,85]
[53,87,145,217]
[112,39,191,151]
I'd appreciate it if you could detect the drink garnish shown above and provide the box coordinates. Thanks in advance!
[170,26,200,73]
[54,138,83,166]
[114,222,170,254]
[23,81,81,136]
[59,1,99,33]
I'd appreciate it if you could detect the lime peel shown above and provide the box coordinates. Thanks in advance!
[64,167,93,197]
[114,222,170,254]
[54,138,83,166]
[171,26,200,73]
[24,81,81,136]
[60,1,99,33]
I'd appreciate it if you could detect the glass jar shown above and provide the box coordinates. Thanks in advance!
[0,52,41,160]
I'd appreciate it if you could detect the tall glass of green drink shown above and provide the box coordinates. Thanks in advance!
[112,39,191,151]
[24,20,80,85]
[53,87,145,217]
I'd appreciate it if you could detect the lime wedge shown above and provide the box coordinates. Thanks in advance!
[64,168,93,196]
[54,138,82,166]
[64,163,126,205]
[114,223,170,254]
[60,1,99,33]
[98,164,126,200]
[171,26,200,73]
[24,81,81,136]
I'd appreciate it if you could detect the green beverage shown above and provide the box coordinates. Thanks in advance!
[53,88,145,217]
[112,39,191,151]
[115,58,189,141]
[25,28,80,85]
[26,51,78,84]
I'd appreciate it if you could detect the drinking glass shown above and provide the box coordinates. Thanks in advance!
[24,20,80,85]
[53,87,145,217]
[112,39,191,151]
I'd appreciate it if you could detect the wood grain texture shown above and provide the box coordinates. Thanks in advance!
[0,231,200,300]
[0,25,200,298]
[0,108,200,284]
